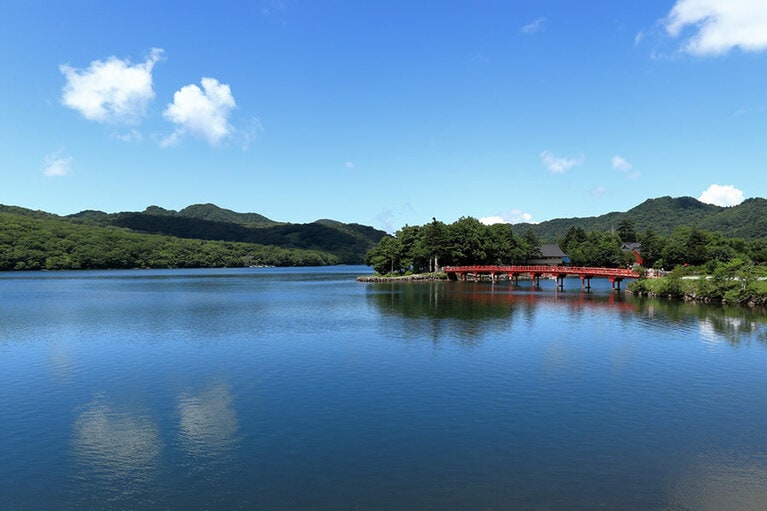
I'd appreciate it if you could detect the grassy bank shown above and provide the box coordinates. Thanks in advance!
[628,263,767,307]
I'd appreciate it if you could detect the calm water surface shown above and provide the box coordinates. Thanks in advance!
[2,267,767,510]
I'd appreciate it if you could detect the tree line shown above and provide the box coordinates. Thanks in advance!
[364,217,545,275]
[365,217,767,275]
[566,220,767,270]
[0,212,341,271]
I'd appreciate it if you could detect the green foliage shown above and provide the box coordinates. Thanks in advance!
[616,219,637,243]
[630,259,767,306]
[637,228,663,268]
[654,267,686,299]
[520,227,542,264]
[364,235,402,275]
[365,216,537,274]
[0,210,347,271]
[176,203,276,225]
[62,203,386,265]
[515,196,767,243]
[559,226,587,253]
[566,231,631,267]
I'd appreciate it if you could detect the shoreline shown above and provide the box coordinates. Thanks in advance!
[357,272,448,282]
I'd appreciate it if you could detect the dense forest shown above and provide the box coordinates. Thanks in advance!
[365,214,767,276]
[364,217,544,274]
[517,196,767,242]
[0,204,386,270]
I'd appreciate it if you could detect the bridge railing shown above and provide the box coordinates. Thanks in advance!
[442,265,639,278]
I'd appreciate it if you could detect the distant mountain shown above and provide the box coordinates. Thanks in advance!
[517,196,767,242]
[64,203,387,264]
[176,203,277,226]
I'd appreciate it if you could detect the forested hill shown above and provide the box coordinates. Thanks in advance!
[517,196,767,242]
[0,203,387,270]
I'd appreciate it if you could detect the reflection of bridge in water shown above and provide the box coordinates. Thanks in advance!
[443,265,640,290]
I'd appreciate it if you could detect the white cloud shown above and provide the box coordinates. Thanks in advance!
[162,77,236,146]
[345,161,355,170]
[541,150,585,174]
[591,185,607,196]
[611,155,632,171]
[479,209,534,225]
[612,155,641,179]
[43,152,72,177]
[521,17,547,34]
[698,184,745,206]
[664,0,767,55]
[60,48,163,124]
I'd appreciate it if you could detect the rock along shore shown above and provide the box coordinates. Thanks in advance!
[357,273,448,283]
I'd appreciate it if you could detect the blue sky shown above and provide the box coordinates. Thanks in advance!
[1,1,766,232]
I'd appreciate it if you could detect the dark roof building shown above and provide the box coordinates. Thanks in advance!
[530,243,569,266]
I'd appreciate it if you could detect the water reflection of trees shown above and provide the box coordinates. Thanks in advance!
[366,281,641,344]
[632,297,767,346]
[366,281,767,347]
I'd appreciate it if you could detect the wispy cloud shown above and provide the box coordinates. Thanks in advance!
[698,184,745,206]
[591,185,607,197]
[162,77,237,146]
[541,150,585,174]
[521,17,547,35]
[239,117,264,151]
[345,161,355,170]
[60,48,163,124]
[375,203,416,234]
[611,155,641,179]
[479,209,534,225]
[664,0,767,55]
[43,151,72,177]
[112,129,144,143]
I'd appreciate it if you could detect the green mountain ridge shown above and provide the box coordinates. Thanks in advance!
[0,203,387,270]
[2,196,765,272]
[518,196,767,242]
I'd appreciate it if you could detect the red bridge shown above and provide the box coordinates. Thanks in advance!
[443,265,640,290]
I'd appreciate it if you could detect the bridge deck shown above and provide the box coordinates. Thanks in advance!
[442,265,639,290]
[443,265,639,278]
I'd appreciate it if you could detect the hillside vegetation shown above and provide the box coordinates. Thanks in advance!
[517,196,767,242]
[0,203,386,270]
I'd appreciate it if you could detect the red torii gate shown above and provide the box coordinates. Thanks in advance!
[442,265,640,290]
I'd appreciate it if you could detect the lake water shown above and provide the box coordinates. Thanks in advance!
[2,267,767,510]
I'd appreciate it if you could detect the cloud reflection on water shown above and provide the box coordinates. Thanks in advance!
[72,395,161,495]
[177,383,240,465]
[669,451,767,511]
